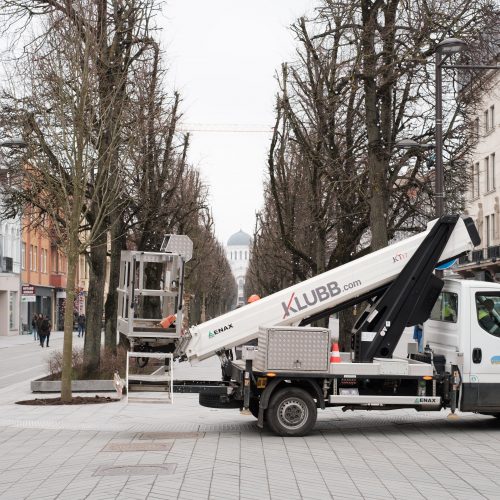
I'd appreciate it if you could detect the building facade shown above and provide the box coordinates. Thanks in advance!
[226,230,252,306]
[20,220,89,331]
[0,211,21,336]
[457,71,500,279]
[21,220,61,330]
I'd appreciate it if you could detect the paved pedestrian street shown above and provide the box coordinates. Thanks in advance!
[1,336,500,499]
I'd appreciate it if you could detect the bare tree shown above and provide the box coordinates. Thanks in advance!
[1,0,160,372]
[251,0,499,344]
[0,10,124,401]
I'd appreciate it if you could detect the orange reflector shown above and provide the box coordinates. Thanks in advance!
[423,376,433,381]
[266,372,277,377]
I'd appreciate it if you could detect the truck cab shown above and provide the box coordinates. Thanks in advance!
[425,279,500,414]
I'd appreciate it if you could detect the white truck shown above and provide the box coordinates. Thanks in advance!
[122,215,500,436]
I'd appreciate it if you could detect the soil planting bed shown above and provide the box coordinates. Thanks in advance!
[16,395,120,405]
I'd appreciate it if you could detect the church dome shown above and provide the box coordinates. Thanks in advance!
[227,230,251,246]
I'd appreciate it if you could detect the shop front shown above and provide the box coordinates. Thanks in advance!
[0,274,20,336]
[21,285,53,330]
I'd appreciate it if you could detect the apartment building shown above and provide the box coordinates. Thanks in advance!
[20,219,64,331]
[0,213,21,336]
[458,71,500,279]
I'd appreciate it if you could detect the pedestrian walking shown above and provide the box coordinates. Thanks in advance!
[40,315,51,347]
[77,314,86,337]
[44,316,52,347]
[37,313,45,347]
[31,313,38,341]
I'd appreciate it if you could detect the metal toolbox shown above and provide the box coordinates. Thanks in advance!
[254,326,330,372]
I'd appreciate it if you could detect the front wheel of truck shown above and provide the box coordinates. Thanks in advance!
[267,387,317,437]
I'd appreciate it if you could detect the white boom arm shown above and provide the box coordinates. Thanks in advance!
[181,217,476,363]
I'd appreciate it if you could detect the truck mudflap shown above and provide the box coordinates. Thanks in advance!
[329,394,441,409]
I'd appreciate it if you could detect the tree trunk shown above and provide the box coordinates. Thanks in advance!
[362,0,389,251]
[104,217,125,353]
[368,163,389,250]
[84,231,107,373]
[61,234,79,402]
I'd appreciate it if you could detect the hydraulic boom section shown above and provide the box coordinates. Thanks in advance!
[178,216,479,363]
[352,215,480,362]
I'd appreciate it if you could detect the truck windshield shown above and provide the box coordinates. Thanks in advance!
[430,291,458,323]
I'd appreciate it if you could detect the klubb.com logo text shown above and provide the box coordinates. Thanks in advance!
[281,279,361,319]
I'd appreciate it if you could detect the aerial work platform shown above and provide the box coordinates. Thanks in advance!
[117,235,193,355]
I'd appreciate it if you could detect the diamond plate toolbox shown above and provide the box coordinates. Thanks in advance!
[254,326,330,372]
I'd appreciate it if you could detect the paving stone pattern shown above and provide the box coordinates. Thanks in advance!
[1,350,500,499]
[1,401,500,499]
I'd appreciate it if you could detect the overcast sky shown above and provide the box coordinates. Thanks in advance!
[160,0,314,245]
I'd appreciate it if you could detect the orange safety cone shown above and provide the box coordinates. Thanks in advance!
[330,342,341,363]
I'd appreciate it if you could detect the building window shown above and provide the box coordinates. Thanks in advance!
[474,117,480,139]
[41,249,47,273]
[9,291,17,330]
[485,109,489,132]
[486,215,491,247]
[52,250,58,273]
[473,162,480,198]
[492,213,497,241]
[29,245,33,271]
[486,156,494,192]
[239,251,242,260]
[491,153,496,190]
[33,246,37,271]
[490,105,495,130]
[21,242,26,270]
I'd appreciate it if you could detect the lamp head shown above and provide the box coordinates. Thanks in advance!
[0,137,27,149]
[437,38,467,55]
[395,139,435,150]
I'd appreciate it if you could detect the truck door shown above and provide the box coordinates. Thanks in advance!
[467,290,500,412]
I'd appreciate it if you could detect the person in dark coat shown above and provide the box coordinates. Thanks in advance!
[31,314,38,341]
[77,314,86,337]
[40,315,52,347]
[37,313,45,347]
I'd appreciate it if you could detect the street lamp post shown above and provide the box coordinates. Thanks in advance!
[435,38,467,218]
[435,38,500,218]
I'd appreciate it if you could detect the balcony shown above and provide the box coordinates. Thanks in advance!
[456,245,500,279]
[0,257,13,273]
[50,273,67,289]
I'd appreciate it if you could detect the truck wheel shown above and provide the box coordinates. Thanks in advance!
[267,387,317,437]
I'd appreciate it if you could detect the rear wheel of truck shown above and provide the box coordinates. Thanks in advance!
[267,387,317,437]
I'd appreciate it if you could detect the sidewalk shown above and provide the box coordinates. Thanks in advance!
[1,352,500,498]
[0,330,66,349]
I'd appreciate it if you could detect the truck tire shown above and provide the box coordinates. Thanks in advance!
[199,393,241,409]
[267,387,317,437]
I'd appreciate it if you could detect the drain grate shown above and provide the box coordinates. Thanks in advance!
[137,431,205,440]
[102,442,172,452]
[94,464,176,476]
